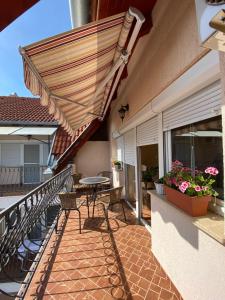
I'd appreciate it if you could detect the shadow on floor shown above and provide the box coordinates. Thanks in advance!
[28,203,135,299]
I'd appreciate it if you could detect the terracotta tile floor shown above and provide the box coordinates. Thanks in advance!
[24,202,182,300]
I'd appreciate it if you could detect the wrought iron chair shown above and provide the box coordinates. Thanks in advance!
[57,192,86,233]
[96,186,126,221]
[97,171,113,190]
[72,173,91,193]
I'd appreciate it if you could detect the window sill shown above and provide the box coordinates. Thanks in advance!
[148,190,225,246]
[193,213,225,245]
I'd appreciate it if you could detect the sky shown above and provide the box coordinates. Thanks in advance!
[0,0,71,97]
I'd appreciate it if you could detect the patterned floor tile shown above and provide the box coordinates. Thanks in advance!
[24,202,182,300]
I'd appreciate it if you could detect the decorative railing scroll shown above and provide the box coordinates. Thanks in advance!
[0,166,72,298]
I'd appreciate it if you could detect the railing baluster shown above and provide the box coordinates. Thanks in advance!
[0,166,72,298]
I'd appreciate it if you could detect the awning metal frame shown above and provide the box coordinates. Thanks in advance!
[100,7,145,120]
[20,7,145,136]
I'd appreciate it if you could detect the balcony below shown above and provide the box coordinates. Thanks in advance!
[23,202,182,300]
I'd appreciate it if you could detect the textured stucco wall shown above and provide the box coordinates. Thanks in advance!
[151,193,225,300]
[74,141,110,177]
[109,0,208,135]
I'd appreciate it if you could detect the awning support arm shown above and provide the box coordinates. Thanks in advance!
[51,94,101,117]
[94,50,129,98]
[100,7,145,120]
[73,50,129,130]
[51,94,87,108]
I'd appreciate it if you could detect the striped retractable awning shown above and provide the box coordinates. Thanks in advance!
[20,8,144,136]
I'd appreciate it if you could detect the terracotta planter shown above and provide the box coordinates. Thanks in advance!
[164,186,211,217]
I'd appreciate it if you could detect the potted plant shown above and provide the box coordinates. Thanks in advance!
[163,160,219,217]
[113,160,122,171]
[154,177,165,195]
[142,167,157,189]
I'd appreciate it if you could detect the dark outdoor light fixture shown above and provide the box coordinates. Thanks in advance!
[118,104,129,122]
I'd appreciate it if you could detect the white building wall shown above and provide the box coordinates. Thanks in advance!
[74,141,111,177]
[0,138,50,185]
[151,193,225,300]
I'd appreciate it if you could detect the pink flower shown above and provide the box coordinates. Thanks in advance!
[171,178,179,186]
[194,185,201,192]
[205,167,219,176]
[173,160,183,166]
[179,186,186,193]
[202,186,208,191]
[178,181,190,193]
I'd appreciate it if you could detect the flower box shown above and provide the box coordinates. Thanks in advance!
[164,186,211,217]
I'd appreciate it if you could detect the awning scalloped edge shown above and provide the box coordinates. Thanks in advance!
[22,56,74,136]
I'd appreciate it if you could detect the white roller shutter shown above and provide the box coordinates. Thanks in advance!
[163,80,222,131]
[1,144,21,166]
[137,116,158,146]
[124,129,136,166]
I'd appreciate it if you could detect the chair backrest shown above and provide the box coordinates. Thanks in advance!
[72,173,82,185]
[97,171,113,186]
[108,186,123,204]
[64,175,73,192]
[58,192,78,209]
[97,171,112,179]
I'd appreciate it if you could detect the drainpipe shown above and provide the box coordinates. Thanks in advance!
[69,0,91,28]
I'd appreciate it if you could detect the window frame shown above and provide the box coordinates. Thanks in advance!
[164,119,224,217]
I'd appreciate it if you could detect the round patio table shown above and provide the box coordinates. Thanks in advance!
[79,176,109,217]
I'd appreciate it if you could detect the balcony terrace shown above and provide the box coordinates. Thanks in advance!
[23,205,182,300]
[0,168,182,300]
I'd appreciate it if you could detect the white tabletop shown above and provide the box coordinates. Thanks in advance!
[79,176,109,185]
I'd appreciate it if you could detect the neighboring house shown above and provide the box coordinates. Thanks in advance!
[0,96,57,187]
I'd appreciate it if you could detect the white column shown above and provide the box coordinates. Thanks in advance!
[219,52,225,234]
[158,113,164,177]
[135,145,142,220]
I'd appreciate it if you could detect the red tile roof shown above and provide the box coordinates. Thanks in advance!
[51,124,90,160]
[51,127,76,158]
[0,96,57,125]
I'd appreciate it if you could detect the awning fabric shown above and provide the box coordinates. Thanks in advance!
[20,8,144,136]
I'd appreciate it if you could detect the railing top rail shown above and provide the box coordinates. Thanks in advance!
[0,166,71,217]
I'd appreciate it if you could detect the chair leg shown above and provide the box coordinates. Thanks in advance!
[77,210,81,234]
[87,195,90,218]
[121,202,127,221]
[92,199,96,217]
[104,207,110,231]
[55,211,60,233]
[65,210,69,218]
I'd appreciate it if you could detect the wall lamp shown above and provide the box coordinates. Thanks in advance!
[118,104,129,122]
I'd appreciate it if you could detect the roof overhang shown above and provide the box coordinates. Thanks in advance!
[0,0,39,31]
[20,7,145,136]
[0,126,57,136]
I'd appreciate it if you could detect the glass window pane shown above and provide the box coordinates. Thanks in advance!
[24,145,39,164]
[171,116,223,199]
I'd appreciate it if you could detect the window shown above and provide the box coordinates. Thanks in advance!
[171,116,223,200]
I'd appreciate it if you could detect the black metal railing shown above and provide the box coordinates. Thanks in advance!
[0,166,72,299]
[0,166,48,196]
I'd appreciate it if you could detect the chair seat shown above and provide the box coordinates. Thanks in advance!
[73,184,92,191]
[95,187,126,222]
